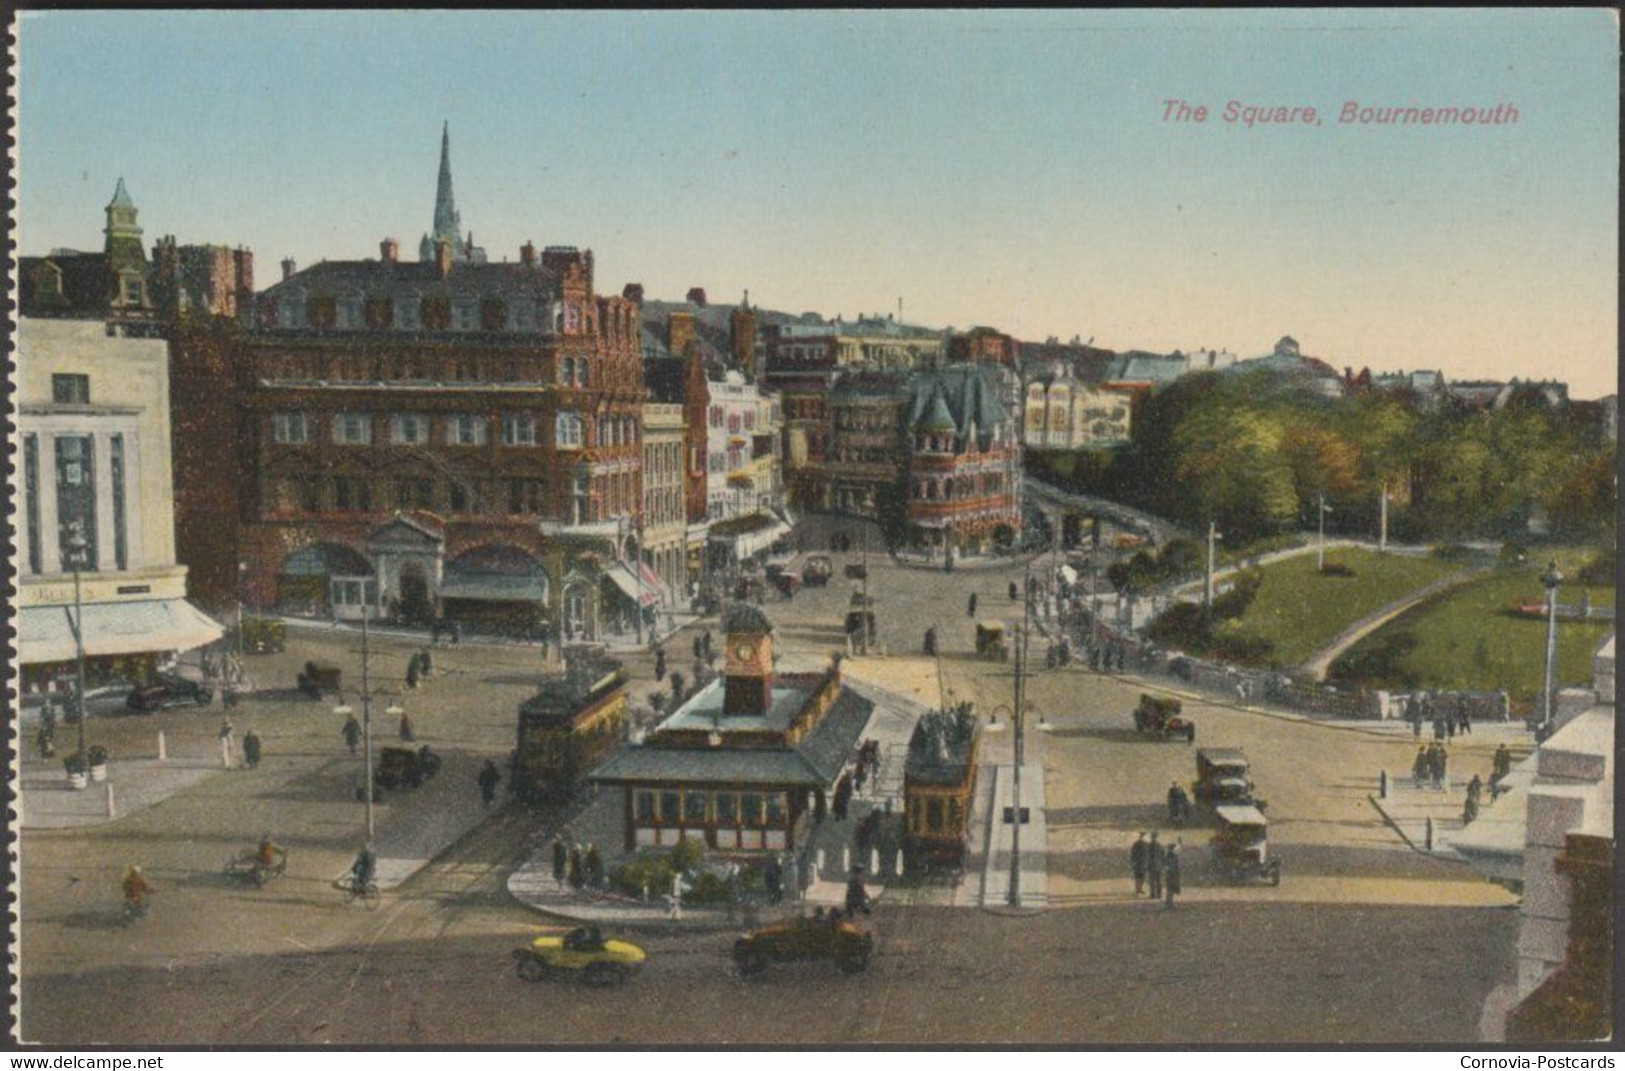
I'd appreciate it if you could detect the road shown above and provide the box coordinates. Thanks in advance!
[17,517,1521,1045]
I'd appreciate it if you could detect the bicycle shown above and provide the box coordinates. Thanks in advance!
[337,874,382,910]
[121,897,150,926]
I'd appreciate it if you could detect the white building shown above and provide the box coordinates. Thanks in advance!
[16,317,223,697]
[640,402,687,602]
[704,371,783,522]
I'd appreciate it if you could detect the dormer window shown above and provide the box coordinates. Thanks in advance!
[452,301,478,331]
[480,299,507,331]
[121,274,144,305]
[564,302,581,333]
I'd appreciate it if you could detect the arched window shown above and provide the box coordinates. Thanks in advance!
[575,359,589,388]
[555,412,583,448]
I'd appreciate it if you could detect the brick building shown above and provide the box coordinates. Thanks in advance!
[901,364,1022,558]
[826,372,907,519]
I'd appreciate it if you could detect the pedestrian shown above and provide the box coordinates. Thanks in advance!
[242,729,262,770]
[1167,782,1187,824]
[814,789,828,824]
[1466,773,1483,805]
[702,629,713,658]
[342,713,362,755]
[477,758,500,806]
[923,627,937,657]
[1411,705,1422,738]
[1147,832,1165,900]
[1130,832,1149,896]
[1436,747,1449,790]
[1463,793,1479,825]
[967,593,978,618]
[406,658,420,691]
[1089,644,1101,672]
[586,844,603,886]
[654,647,667,681]
[219,718,236,766]
[450,619,462,646]
[551,837,568,887]
[35,724,55,760]
[693,633,705,660]
[1460,707,1472,735]
[1492,743,1511,782]
[418,647,433,679]
[569,845,585,889]
[398,710,415,742]
[765,853,784,905]
[1009,581,1019,601]
[1163,843,1182,909]
[833,772,853,821]
[1445,713,1457,740]
[1412,746,1429,788]
[844,868,871,916]
[784,851,801,902]
[1432,717,1445,742]
[669,672,686,707]
[667,872,683,920]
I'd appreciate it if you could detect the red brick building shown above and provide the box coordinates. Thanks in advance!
[901,365,1022,558]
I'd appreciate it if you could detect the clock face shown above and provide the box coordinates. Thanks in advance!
[733,642,756,662]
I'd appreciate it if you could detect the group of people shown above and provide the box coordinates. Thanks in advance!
[404,647,435,690]
[551,836,607,890]
[1411,741,1451,790]
[1129,831,1183,908]
[1405,693,1472,739]
[218,718,264,770]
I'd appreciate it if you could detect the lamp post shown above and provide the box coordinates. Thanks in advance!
[236,560,249,665]
[1540,561,1563,734]
[1203,521,1223,612]
[333,591,379,843]
[1316,493,1332,571]
[64,521,91,760]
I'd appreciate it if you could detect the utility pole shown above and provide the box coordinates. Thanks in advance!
[361,592,375,844]
[1009,558,1032,907]
[1378,483,1388,553]
[1317,493,1331,571]
[1204,521,1222,611]
[1541,562,1563,734]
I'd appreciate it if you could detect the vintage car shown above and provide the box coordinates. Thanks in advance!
[1133,694,1195,742]
[801,554,834,586]
[974,621,1009,662]
[733,915,874,976]
[375,745,442,790]
[297,660,343,699]
[1211,804,1281,885]
[512,927,646,987]
[1194,748,1261,808]
[844,561,869,581]
[126,673,211,713]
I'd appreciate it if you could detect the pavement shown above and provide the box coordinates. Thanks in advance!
[18,756,221,830]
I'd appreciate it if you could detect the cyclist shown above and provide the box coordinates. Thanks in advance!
[348,845,377,892]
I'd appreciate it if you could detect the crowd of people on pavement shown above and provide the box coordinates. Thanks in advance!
[1129,831,1182,909]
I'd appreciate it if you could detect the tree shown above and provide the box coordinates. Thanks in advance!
[1170,401,1298,539]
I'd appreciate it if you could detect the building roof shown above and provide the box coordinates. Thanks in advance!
[108,177,135,209]
[590,684,873,788]
[903,364,1007,436]
[1107,350,1188,384]
[259,258,563,304]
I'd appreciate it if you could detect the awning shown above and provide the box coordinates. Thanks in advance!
[604,565,660,607]
[438,573,547,603]
[714,520,793,559]
[20,598,224,665]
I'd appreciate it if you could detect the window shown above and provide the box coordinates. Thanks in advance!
[728,414,741,434]
[335,298,361,329]
[297,476,323,512]
[575,360,588,388]
[52,374,89,404]
[55,435,97,571]
[23,435,40,575]
[709,406,724,428]
[635,791,656,821]
[308,295,337,329]
[365,296,392,329]
[502,412,536,446]
[395,477,434,511]
[448,480,471,512]
[452,301,478,331]
[555,412,583,448]
[480,299,507,331]
[421,297,449,330]
[506,479,545,515]
[390,413,429,445]
[332,412,372,445]
[110,434,128,570]
[122,275,143,304]
[743,411,755,431]
[683,791,708,824]
[332,476,370,511]
[740,793,764,826]
[446,414,488,446]
[395,297,421,330]
[563,302,581,333]
[273,412,309,444]
[660,791,681,824]
[513,300,535,330]
[714,792,737,824]
[765,793,785,825]
[559,358,574,386]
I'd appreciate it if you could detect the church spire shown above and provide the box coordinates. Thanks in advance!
[433,121,461,246]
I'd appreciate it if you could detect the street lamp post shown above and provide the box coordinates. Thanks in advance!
[1203,521,1223,612]
[333,591,379,843]
[1540,561,1563,734]
[1316,492,1332,571]
[236,561,249,665]
[64,522,91,760]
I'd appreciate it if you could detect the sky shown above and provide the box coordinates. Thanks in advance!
[16,9,1620,398]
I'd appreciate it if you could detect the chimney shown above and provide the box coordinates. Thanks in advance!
[435,239,452,280]
[669,311,696,356]
[686,287,708,308]
[622,283,644,304]
[281,257,297,281]
[520,241,536,267]
[380,237,399,263]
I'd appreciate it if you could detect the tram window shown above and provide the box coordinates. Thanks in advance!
[926,798,944,832]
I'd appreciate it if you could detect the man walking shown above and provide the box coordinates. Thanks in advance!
[1147,832,1165,901]
[552,836,568,888]
[342,713,362,756]
[242,729,262,770]
[1130,832,1149,896]
[1163,843,1182,909]
[398,710,416,743]
[477,759,501,806]
[967,593,978,618]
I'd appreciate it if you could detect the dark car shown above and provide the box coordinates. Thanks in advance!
[734,915,874,977]
[126,674,211,713]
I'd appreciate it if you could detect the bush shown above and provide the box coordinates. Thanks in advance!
[1207,631,1275,666]
[1211,568,1262,619]
[669,835,705,872]
[1318,562,1355,578]
[1578,549,1615,587]
[1146,602,1210,649]
[608,854,674,900]
[63,752,87,775]
[86,745,109,766]
[1328,630,1420,689]
[683,869,733,905]
[1499,542,1529,569]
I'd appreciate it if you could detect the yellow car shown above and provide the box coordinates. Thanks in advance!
[512,927,646,987]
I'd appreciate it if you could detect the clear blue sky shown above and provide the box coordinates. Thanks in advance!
[17,9,1619,396]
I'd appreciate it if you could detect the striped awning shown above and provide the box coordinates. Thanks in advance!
[20,599,224,665]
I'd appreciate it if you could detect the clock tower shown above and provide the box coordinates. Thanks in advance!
[722,604,774,716]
